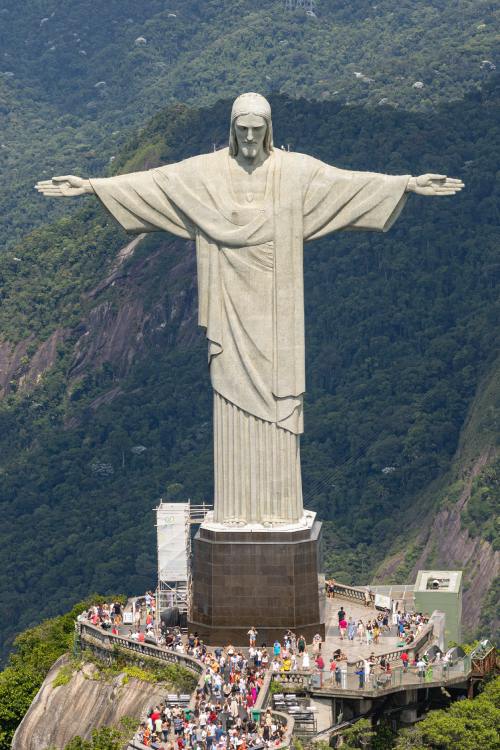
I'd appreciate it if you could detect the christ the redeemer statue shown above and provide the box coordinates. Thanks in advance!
[36,93,463,528]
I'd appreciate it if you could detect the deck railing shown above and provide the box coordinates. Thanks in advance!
[77,621,204,675]
[274,655,471,696]
[326,581,374,606]
[78,621,294,748]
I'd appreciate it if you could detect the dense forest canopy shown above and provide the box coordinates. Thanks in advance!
[0,81,498,663]
[1,0,498,245]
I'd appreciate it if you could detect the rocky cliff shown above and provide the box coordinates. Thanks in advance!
[11,655,165,750]
[375,359,500,637]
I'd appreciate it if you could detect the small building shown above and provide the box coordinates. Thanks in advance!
[414,570,463,647]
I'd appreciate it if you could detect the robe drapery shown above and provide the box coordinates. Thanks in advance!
[90,148,409,523]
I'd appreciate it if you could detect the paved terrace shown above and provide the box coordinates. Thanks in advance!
[323,598,403,662]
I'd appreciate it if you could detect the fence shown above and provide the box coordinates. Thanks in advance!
[78,621,294,748]
[274,655,471,696]
[326,581,374,606]
[77,621,204,676]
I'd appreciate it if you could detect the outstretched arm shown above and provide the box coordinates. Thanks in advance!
[406,173,464,196]
[35,175,95,197]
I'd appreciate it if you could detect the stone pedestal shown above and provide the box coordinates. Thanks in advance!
[188,512,325,645]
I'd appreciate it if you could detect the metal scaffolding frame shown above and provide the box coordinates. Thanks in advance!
[155,499,212,616]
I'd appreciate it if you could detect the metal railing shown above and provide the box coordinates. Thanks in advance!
[274,656,471,695]
[347,623,435,670]
[326,581,374,606]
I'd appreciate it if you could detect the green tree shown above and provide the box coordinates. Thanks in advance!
[340,719,374,748]
[394,677,500,750]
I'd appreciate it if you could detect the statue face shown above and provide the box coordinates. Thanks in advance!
[234,114,267,161]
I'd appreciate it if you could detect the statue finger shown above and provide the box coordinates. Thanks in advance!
[427,173,446,180]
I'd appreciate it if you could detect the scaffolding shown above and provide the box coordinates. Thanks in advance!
[155,499,211,616]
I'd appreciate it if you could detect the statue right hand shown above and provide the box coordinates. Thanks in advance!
[35,175,93,197]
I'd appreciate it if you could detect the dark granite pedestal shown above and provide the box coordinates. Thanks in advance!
[188,516,325,645]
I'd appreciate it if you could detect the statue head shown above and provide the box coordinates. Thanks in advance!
[229,92,274,159]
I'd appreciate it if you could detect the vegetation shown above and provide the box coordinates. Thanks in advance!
[0,596,123,750]
[62,719,138,750]
[393,676,500,750]
[84,647,197,692]
[0,80,498,666]
[1,1,498,247]
[461,457,500,550]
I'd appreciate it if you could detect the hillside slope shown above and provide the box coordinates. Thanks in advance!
[1,0,498,246]
[0,85,498,662]
[375,357,499,639]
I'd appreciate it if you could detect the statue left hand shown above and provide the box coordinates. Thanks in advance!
[407,174,464,196]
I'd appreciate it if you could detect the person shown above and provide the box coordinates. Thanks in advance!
[315,653,325,671]
[416,657,426,679]
[339,617,347,640]
[356,667,365,689]
[356,620,365,643]
[335,666,342,687]
[312,633,322,654]
[337,607,346,624]
[273,640,281,658]
[401,651,409,673]
[281,656,292,672]
[329,658,337,679]
[302,651,310,669]
[347,618,356,641]
[247,627,257,647]
[297,635,306,654]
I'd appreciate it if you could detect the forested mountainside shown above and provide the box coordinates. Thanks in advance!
[1,0,498,246]
[0,81,498,663]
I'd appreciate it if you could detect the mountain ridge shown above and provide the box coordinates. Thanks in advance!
[0,84,498,662]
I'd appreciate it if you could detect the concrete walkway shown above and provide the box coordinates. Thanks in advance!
[322,599,401,663]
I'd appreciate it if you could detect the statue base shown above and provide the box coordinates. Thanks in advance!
[188,511,325,645]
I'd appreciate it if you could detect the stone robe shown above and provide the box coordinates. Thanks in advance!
[90,148,409,524]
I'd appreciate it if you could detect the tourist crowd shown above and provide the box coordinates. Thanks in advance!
[135,632,288,749]
[79,592,436,746]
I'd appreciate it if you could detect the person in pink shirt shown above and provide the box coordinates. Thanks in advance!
[339,617,348,640]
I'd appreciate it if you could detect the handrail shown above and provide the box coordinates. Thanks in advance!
[77,621,204,675]
[78,621,294,747]
[273,654,472,696]
[346,622,435,670]
[326,580,374,606]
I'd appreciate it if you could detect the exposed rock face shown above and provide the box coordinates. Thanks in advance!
[0,328,68,398]
[12,655,165,750]
[69,236,198,380]
[407,452,499,633]
[376,450,499,635]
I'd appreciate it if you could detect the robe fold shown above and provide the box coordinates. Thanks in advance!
[90,148,409,523]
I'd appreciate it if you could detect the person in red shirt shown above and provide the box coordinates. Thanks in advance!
[138,631,145,643]
[150,708,161,724]
[401,651,409,672]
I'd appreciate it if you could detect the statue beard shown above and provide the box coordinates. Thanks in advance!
[240,144,259,159]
